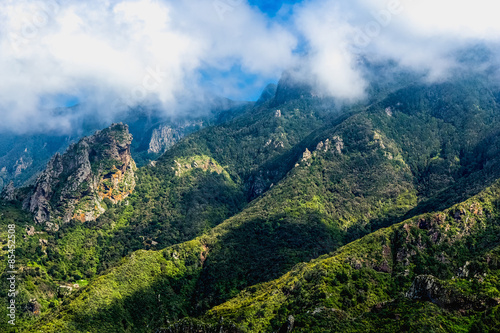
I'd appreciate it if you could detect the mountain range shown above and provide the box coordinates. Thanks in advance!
[2,65,500,332]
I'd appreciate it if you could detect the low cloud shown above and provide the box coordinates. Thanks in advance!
[1,0,499,134]
[0,0,297,134]
[292,0,500,99]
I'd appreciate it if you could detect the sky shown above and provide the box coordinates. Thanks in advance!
[1,0,500,134]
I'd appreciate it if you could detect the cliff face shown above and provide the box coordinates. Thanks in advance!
[147,121,203,154]
[147,124,185,154]
[22,123,136,230]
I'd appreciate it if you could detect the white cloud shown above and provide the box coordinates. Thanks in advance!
[291,0,500,95]
[294,0,368,101]
[0,0,297,133]
[1,0,500,133]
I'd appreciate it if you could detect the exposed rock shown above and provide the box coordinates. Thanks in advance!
[22,123,136,228]
[26,299,41,316]
[58,285,73,297]
[405,275,499,311]
[302,148,312,162]
[278,315,295,333]
[457,261,470,278]
[248,172,267,198]
[26,226,35,236]
[173,156,225,177]
[374,260,392,273]
[324,139,330,151]
[332,136,344,154]
[1,181,17,201]
[14,157,32,177]
[148,125,183,154]
[45,222,59,232]
[148,121,203,154]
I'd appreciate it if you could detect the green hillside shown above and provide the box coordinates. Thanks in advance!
[2,73,500,332]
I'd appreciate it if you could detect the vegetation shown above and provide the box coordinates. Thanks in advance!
[2,72,500,332]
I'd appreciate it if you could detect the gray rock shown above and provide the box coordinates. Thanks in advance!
[22,123,136,228]
[1,181,17,201]
[406,275,499,311]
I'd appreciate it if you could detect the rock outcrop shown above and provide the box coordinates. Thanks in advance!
[148,121,203,154]
[405,275,499,311]
[148,124,184,154]
[22,123,136,229]
[1,181,17,201]
[172,155,226,177]
[14,156,32,177]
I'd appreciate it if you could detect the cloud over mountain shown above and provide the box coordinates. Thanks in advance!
[0,0,499,133]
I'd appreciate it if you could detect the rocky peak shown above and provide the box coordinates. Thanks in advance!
[1,181,17,201]
[148,124,184,154]
[272,70,313,106]
[255,83,277,106]
[22,123,136,229]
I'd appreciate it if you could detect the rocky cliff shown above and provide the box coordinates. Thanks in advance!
[22,123,136,230]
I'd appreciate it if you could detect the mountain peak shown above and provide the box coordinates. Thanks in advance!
[22,123,136,230]
[255,83,277,106]
[272,70,314,106]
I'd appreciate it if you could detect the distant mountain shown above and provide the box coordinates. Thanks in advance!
[0,97,250,191]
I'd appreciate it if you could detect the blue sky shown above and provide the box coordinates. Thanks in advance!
[250,0,303,16]
[200,0,305,102]
[66,0,305,105]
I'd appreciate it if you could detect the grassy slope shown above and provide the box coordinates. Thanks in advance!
[204,180,500,332]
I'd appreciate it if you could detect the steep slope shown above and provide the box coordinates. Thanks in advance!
[34,80,342,276]
[18,124,136,230]
[201,180,500,332]
[1,81,338,331]
[0,132,82,190]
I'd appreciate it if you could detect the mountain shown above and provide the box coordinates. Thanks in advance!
[0,97,250,191]
[20,123,136,230]
[202,180,500,332]
[2,69,500,332]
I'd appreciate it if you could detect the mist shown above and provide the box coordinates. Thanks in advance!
[1,0,499,134]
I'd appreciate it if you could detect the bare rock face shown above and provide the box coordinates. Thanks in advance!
[148,121,203,154]
[278,315,295,333]
[405,275,499,311]
[1,181,17,201]
[148,125,182,154]
[14,156,32,177]
[22,123,136,229]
